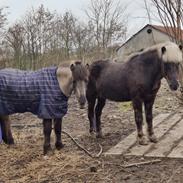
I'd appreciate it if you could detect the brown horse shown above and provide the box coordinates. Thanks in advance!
[0,61,89,155]
[86,42,182,145]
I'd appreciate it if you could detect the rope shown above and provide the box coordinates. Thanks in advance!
[62,130,103,158]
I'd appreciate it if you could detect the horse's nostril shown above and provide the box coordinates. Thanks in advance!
[78,96,86,109]
[170,82,179,91]
[79,96,86,104]
[174,85,178,90]
[80,101,85,107]
[80,104,85,109]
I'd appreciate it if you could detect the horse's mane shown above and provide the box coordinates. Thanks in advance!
[123,51,141,62]
[136,41,182,63]
[58,60,82,67]
[89,59,110,80]
[57,60,88,81]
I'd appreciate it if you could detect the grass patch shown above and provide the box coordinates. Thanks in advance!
[118,102,132,112]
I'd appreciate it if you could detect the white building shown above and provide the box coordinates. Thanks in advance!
[117,24,182,60]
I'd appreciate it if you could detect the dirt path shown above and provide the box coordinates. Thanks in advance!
[1,79,183,183]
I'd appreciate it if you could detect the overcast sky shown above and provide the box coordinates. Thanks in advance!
[0,0,160,37]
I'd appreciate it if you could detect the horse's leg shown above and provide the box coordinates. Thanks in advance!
[132,99,148,145]
[0,116,14,144]
[54,118,64,150]
[43,119,52,155]
[144,95,157,143]
[95,98,106,138]
[87,94,96,135]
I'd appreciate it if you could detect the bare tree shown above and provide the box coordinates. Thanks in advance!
[6,23,25,68]
[60,12,76,59]
[0,7,7,38]
[146,0,183,43]
[1,2,128,68]
[0,7,8,67]
[69,19,95,60]
[85,0,127,55]
[21,5,55,69]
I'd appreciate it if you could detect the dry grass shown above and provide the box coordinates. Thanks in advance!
[0,126,105,183]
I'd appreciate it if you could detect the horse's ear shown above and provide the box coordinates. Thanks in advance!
[179,45,183,50]
[70,64,75,71]
[86,63,89,70]
[161,46,166,54]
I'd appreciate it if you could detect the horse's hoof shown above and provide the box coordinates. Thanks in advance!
[3,138,14,145]
[89,128,95,133]
[138,136,149,145]
[8,138,15,145]
[96,131,103,138]
[43,145,52,155]
[55,142,64,150]
[90,132,95,139]
[44,150,54,156]
[149,134,158,143]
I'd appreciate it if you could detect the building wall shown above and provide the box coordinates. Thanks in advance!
[117,25,172,60]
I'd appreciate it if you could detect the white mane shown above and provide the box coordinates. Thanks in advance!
[124,52,141,62]
[142,41,183,63]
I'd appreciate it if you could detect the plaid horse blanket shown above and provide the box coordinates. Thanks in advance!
[0,67,68,119]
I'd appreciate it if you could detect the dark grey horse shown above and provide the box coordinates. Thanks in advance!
[86,42,182,145]
[0,61,89,155]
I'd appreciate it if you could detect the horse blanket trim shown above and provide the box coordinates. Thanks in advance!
[0,67,68,119]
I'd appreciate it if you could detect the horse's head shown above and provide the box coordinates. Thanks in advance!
[160,42,183,91]
[57,61,89,109]
[70,61,89,109]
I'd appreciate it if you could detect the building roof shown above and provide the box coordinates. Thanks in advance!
[117,24,183,51]
[152,24,183,40]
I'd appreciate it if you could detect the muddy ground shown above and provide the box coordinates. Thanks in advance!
[1,79,183,183]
